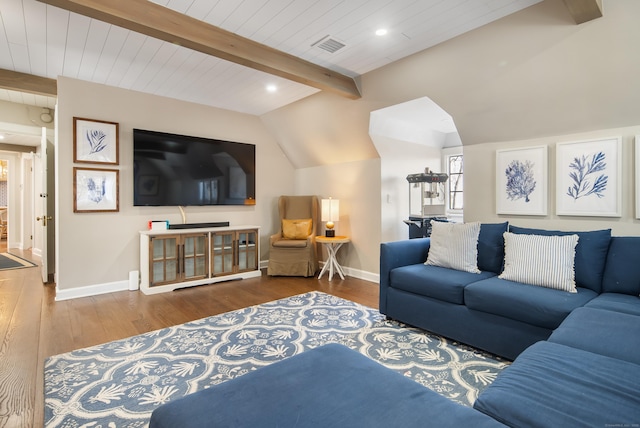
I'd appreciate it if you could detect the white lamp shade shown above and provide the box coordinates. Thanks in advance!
[321,198,340,222]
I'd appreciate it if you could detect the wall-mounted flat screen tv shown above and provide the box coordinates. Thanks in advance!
[133,129,255,206]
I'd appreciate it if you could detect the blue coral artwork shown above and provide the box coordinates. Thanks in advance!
[85,129,108,155]
[556,137,621,217]
[73,117,119,165]
[86,177,106,204]
[74,168,119,213]
[496,146,548,215]
[566,152,608,200]
[505,159,536,203]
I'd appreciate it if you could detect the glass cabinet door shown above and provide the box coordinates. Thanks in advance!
[236,230,258,272]
[150,236,178,286]
[182,233,208,281]
[211,231,235,276]
[145,228,259,290]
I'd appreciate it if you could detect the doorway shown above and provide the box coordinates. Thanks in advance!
[0,159,8,249]
[369,96,462,243]
[0,125,51,274]
[0,153,33,253]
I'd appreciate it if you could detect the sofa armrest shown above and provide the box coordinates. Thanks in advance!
[379,238,431,313]
[270,232,282,246]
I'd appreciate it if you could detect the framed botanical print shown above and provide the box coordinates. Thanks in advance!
[73,167,119,213]
[496,146,548,215]
[73,117,119,165]
[556,136,621,217]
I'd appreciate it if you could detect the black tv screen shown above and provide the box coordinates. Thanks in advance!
[133,129,255,206]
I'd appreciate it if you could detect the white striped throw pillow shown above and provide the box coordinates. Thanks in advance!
[425,221,481,274]
[499,232,579,293]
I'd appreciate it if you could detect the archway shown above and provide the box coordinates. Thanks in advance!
[369,97,461,242]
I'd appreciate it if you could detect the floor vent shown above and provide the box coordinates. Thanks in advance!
[312,35,346,53]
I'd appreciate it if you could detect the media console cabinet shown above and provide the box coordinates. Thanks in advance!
[139,225,261,295]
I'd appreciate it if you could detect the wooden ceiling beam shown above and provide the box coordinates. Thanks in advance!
[0,69,57,96]
[562,0,603,24]
[37,0,361,100]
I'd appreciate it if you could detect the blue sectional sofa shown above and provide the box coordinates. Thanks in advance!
[150,224,640,427]
[380,223,620,359]
[380,224,640,426]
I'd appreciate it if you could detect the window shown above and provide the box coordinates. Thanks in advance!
[447,153,464,211]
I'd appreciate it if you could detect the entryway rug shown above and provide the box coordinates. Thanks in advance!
[44,291,509,427]
[0,252,37,270]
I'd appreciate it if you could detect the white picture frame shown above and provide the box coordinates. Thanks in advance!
[74,167,119,213]
[73,117,119,165]
[556,136,621,217]
[496,145,548,215]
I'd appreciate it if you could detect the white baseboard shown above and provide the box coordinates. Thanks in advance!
[9,241,21,250]
[55,279,130,301]
[262,260,379,284]
[343,266,379,284]
[55,263,379,301]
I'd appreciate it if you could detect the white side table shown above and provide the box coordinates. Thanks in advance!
[316,236,350,280]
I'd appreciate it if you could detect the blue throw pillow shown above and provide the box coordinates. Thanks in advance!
[477,222,509,274]
[508,226,611,293]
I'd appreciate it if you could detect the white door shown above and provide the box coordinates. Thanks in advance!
[37,126,50,283]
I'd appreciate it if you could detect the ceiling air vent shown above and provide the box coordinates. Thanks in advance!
[312,35,346,53]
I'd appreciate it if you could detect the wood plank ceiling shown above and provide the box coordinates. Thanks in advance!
[38,0,362,99]
[0,0,550,115]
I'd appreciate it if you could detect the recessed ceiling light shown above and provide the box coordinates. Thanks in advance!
[375,28,388,36]
[266,84,277,93]
[0,135,4,140]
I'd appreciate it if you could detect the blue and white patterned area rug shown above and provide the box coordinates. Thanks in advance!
[44,291,509,427]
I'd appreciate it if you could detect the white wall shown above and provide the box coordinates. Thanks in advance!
[259,0,640,276]
[464,126,640,236]
[362,0,640,148]
[55,77,295,297]
[0,99,55,129]
[294,158,380,278]
[374,135,442,243]
[48,1,640,292]
[260,91,381,169]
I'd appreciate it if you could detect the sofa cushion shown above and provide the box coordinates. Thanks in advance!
[508,226,611,293]
[499,232,578,292]
[273,239,309,248]
[477,222,509,274]
[584,292,640,316]
[464,277,597,329]
[474,341,640,428]
[549,307,640,365]
[150,343,505,428]
[390,264,495,305]
[601,236,640,295]
[426,221,481,273]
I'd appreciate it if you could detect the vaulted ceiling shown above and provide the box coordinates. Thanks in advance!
[0,0,603,152]
[0,0,573,115]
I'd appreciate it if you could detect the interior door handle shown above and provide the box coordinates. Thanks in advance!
[36,216,53,226]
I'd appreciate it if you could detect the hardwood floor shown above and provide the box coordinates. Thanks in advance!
[0,245,379,428]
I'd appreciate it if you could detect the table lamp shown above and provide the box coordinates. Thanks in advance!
[321,198,339,237]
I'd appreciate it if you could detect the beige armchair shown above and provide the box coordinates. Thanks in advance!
[267,195,319,277]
